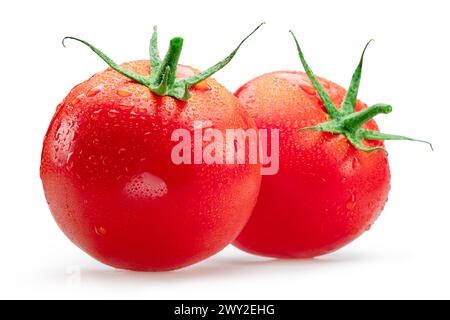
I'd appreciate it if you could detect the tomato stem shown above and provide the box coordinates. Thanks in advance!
[341,104,392,130]
[289,31,340,119]
[155,37,183,89]
[290,31,432,153]
[62,23,265,101]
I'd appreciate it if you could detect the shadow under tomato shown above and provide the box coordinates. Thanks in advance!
[55,250,375,286]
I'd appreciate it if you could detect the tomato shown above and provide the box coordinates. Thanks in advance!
[233,33,430,258]
[40,26,263,271]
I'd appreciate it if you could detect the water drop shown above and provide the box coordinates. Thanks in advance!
[66,152,74,163]
[119,104,134,111]
[299,84,316,96]
[137,107,147,114]
[66,152,74,170]
[91,109,102,120]
[66,161,74,171]
[72,95,84,105]
[193,81,211,91]
[117,88,132,97]
[95,226,107,236]
[87,86,102,97]
[346,194,357,210]
[108,109,120,118]
[352,157,361,169]
[124,172,168,200]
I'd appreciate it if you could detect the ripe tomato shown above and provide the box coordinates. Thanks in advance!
[233,33,429,258]
[41,26,263,271]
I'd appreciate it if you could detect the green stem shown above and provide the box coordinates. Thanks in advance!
[289,31,340,119]
[341,103,392,131]
[340,40,373,115]
[62,36,151,87]
[63,24,264,101]
[290,32,432,153]
[179,22,266,88]
[359,129,434,150]
[155,37,183,87]
[149,26,161,77]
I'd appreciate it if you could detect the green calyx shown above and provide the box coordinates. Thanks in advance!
[290,31,433,153]
[63,23,265,101]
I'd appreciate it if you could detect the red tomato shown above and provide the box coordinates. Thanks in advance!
[41,27,263,271]
[233,34,429,258]
[234,70,389,258]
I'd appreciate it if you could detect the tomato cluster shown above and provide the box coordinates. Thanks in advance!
[41,26,429,271]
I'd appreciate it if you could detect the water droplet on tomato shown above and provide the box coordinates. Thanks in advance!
[87,86,102,97]
[352,157,360,169]
[117,88,132,97]
[88,154,98,165]
[119,104,134,111]
[193,80,211,91]
[118,148,127,155]
[71,98,80,106]
[108,109,120,118]
[66,161,74,171]
[65,152,74,170]
[299,84,316,96]
[124,172,168,200]
[136,107,147,114]
[95,226,107,236]
[166,104,176,113]
[346,194,357,210]
[129,111,138,120]
[91,109,102,120]
[66,152,74,163]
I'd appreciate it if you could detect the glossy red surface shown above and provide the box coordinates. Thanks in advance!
[41,61,262,271]
[234,71,390,258]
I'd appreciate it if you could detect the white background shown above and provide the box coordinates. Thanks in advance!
[0,0,448,299]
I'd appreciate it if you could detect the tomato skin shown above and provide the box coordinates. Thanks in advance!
[41,61,261,271]
[233,71,390,258]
